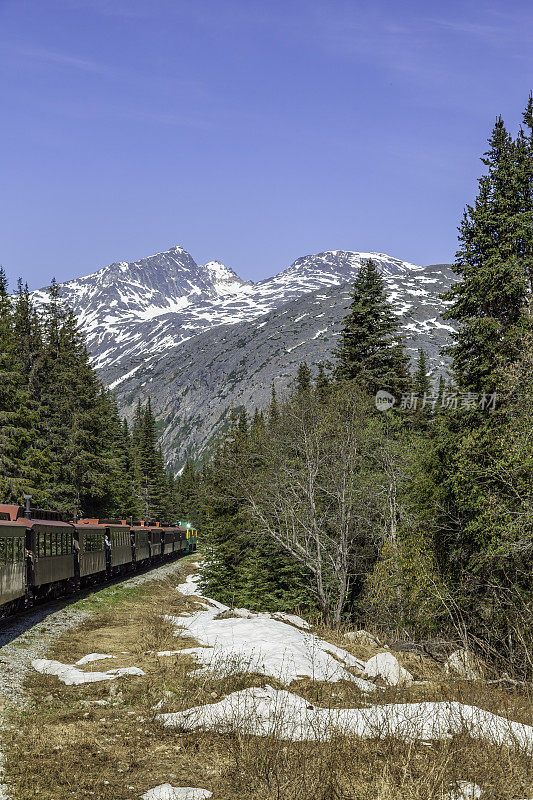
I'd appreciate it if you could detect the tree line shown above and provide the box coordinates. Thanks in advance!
[0,278,184,522]
[185,96,533,677]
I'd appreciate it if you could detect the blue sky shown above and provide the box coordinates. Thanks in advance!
[1,0,532,288]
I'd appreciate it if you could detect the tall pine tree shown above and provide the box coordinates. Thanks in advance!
[334,259,409,395]
[0,269,35,499]
[442,113,533,392]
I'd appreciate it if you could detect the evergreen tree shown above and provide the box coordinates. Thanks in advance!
[295,361,312,396]
[0,269,35,499]
[235,407,249,451]
[315,362,330,403]
[98,392,140,518]
[442,114,533,392]
[418,99,533,676]
[175,458,197,520]
[334,259,409,395]
[436,375,446,410]
[12,280,42,382]
[250,408,266,441]
[0,270,172,520]
[268,384,279,426]
[129,398,170,519]
[139,399,165,518]
[412,349,431,398]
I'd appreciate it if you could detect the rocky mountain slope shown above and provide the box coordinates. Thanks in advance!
[34,247,456,469]
[34,247,438,371]
[106,263,456,470]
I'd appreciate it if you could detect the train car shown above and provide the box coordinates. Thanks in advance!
[176,521,197,554]
[27,510,76,598]
[172,524,188,554]
[103,521,133,575]
[130,524,150,565]
[189,527,198,553]
[147,524,162,560]
[0,506,28,613]
[73,519,107,583]
[160,525,179,556]
[161,526,176,558]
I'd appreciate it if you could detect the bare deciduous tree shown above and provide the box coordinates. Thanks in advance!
[231,384,401,626]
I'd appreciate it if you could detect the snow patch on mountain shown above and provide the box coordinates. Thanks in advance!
[29,246,456,467]
[32,247,438,374]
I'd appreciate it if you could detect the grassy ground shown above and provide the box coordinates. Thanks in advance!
[3,557,532,800]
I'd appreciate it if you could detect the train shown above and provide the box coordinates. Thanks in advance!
[0,502,198,618]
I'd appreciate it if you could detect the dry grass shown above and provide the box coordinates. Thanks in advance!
[3,558,532,800]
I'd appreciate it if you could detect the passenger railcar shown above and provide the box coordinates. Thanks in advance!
[73,519,107,585]
[0,504,198,619]
[28,511,76,598]
[131,525,150,565]
[0,511,27,613]
[104,521,134,575]
[147,526,163,560]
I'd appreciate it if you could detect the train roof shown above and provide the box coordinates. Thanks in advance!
[0,504,22,522]
[73,520,107,531]
[0,517,29,529]
[0,504,72,528]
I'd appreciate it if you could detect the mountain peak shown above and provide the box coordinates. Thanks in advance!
[32,244,444,377]
[280,250,420,279]
[203,260,251,297]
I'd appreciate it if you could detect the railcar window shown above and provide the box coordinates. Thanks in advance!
[0,537,19,564]
[84,533,104,552]
[14,537,23,561]
[37,530,72,557]
[111,530,129,547]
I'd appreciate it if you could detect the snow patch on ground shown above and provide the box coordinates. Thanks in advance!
[155,651,183,657]
[32,659,144,686]
[158,684,533,750]
[171,576,373,689]
[447,782,482,800]
[141,786,212,800]
[75,653,117,665]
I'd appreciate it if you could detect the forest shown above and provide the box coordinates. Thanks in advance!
[0,277,183,521]
[187,98,533,679]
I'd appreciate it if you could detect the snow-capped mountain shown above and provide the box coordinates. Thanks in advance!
[33,246,252,369]
[107,263,456,469]
[34,246,436,372]
[33,245,456,467]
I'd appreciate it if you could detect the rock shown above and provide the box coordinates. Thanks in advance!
[344,630,381,646]
[363,652,413,686]
[444,649,481,680]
